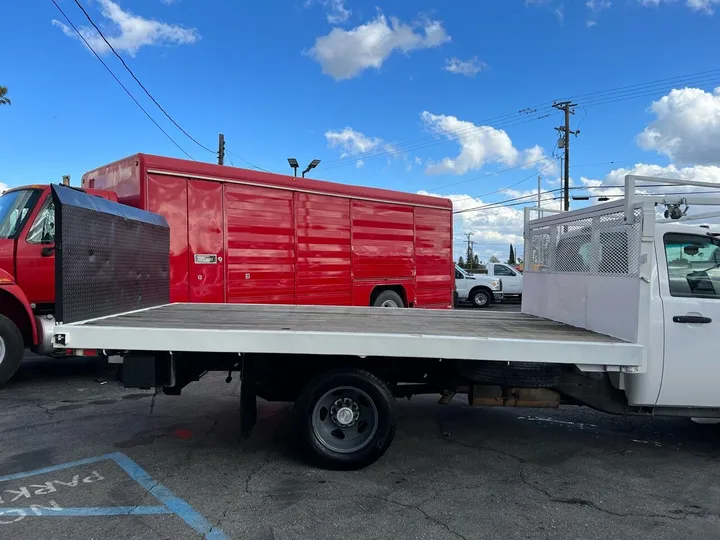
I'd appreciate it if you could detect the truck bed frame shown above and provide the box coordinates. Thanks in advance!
[55,303,642,368]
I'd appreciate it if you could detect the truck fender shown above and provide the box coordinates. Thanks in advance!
[0,270,38,345]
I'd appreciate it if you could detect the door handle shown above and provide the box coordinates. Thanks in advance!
[673,315,712,324]
[41,246,55,257]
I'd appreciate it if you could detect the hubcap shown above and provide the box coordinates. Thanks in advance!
[330,397,360,427]
[312,387,379,454]
[0,336,5,365]
[381,299,399,307]
[474,293,488,306]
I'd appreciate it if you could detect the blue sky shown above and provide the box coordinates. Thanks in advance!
[2,0,720,259]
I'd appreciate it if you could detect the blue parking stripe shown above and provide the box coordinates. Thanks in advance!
[0,454,112,483]
[110,453,230,540]
[0,452,229,540]
[0,506,172,516]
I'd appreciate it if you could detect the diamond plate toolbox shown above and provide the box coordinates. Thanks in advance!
[52,185,170,324]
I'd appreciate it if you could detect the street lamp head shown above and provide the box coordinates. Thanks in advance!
[287,158,299,168]
[301,159,321,178]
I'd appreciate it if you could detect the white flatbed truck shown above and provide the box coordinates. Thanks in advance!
[49,176,720,469]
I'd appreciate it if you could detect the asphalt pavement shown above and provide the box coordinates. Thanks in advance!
[0,301,719,539]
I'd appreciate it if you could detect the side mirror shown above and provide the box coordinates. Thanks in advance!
[41,246,55,257]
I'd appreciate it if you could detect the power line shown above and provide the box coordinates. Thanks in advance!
[71,0,216,155]
[321,114,549,172]
[50,0,194,160]
[427,156,554,192]
[448,160,617,204]
[70,0,267,169]
[225,150,272,173]
[459,159,560,202]
[564,68,720,104]
[320,67,720,171]
[454,185,720,215]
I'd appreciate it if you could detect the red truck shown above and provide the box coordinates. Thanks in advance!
[0,153,454,385]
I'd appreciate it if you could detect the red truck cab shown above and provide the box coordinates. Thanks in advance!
[0,184,117,384]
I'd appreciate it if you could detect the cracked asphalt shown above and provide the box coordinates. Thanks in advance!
[1,349,719,539]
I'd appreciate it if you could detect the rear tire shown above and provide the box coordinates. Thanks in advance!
[372,290,404,308]
[470,289,491,308]
[0,314,24,387]
[293,369,397,470]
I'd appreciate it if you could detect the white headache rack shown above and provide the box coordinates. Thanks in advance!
[522,174,720,351]
[53,304,644,369]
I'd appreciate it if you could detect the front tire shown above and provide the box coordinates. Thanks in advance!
[293,369,397,470]
[0,314,24,387]
[470,289,491,308]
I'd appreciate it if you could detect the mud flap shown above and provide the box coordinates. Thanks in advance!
[240,356,257,438]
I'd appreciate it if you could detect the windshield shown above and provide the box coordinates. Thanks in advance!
[0,189,40,239]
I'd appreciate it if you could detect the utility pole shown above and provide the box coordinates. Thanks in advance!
[537,174,542,209]
[465,232,474,270]
[553,101,579,211]
[218,133,225,166]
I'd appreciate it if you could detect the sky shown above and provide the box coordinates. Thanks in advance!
[1,0,720,261]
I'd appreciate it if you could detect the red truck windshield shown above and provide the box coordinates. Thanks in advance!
[0,189,40,239]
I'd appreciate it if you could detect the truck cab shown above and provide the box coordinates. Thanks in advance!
[483,263,523,296]
[0,184,117,385]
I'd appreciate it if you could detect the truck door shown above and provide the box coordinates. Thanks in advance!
[493,264,522,295]
[657,232,720,407]
[455,266,469,299]
[188,180,225,303]
[15,189,55,305]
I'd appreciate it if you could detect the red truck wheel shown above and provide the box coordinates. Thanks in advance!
[0,314,24,386]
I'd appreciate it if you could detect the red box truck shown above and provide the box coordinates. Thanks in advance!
[0,154,453,384]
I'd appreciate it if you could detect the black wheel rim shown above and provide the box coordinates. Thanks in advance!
[311,386,379,454]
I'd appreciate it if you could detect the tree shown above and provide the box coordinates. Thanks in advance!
[508,244,516,265]
[0,86,10,106]
[457,256,465,268]
[488,255,500,263]
[472,254,480,268]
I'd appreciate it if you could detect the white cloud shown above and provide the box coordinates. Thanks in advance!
[637,87,720,165]
[586,19,598,26]
[437,162,720,261]
[688,0,720,11]
[52,0,199,56]
[0,183,7,195]
[579,163,720,203]
[420,111,556,176]
[307,12,450,80]
[587,0,611,10]
[305,0,351,23]
[419,191,529,261]
[356,160,365,168]
[443,57,486,77]
[640,0,720,13]
[325,127,388,157]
